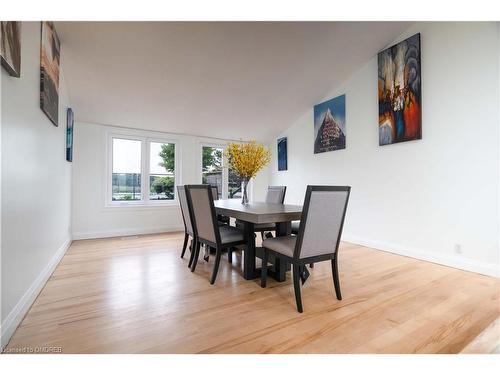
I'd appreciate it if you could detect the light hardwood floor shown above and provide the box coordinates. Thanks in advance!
[461,318,500,354]
[5,232,500,353]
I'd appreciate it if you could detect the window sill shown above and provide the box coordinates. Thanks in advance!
[103,201,180,211]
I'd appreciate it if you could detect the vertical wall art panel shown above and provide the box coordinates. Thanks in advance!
[66,108,74,162]
[313,94,346,154]
[378,33,421,146]
[0,21,21,77]
[277,137,287,171]
[40,21,60,126]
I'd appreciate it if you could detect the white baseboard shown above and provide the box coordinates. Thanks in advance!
[343,234,499,278]
[0,236,72,351]
[72,226,184,240]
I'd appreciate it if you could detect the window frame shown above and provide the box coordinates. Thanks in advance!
[106,130,180,208]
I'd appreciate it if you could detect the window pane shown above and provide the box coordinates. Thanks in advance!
[202,146,223,199]
[112,138,141,201]
[228,166,243,199]
[113,139,141,173]
[149,142,175,200]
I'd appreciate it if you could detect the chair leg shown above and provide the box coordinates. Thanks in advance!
[292,264,303,313]
[210,246,222,284]
[190,240,201,272]
[260,248,269,288]
[331,256,342,300]
[188,239,196,268]
[228,247,233,263]
[180,233,189,258]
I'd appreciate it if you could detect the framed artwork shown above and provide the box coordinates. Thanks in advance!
[313,94,346,154]
[378,33,421,146]
[40,21,60,126]
[0,21,21,77]
[277,137,287,171]
[66,108,74,162]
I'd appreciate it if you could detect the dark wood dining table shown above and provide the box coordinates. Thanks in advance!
[214,199,302,282]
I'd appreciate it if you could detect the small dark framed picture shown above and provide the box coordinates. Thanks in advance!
[66,108,74,162]
[277,137,287,171]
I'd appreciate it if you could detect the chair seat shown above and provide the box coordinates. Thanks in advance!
[235,219,276,231]
[219,225,245,245]
[262,236,296,258]
[291,220,300,234]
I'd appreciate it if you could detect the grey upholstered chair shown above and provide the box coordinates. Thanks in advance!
[211,185,230,226]
[177,186,195,260]
[185,185,246,284]
[201,185,229,262]
[264,185,287,204]
[291,220,314,268]
[211,186,220,200]
[236,185,287,238]
[260,186,351,313]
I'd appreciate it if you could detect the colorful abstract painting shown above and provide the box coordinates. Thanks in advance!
[313,94,346,154]
[40,21,60,126]
[378,33,421,146]
[277,137,287,171]
[66,108,74,162]
[1,21,21,77]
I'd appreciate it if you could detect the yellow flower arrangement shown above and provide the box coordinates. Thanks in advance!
[226,141,271,179]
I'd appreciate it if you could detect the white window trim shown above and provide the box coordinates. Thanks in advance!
[105,130,181,208]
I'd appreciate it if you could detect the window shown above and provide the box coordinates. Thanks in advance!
[150,142,175,200]
[107,132,179,206]
[200,143,245,199]
[202,145,223,199]
[112,138,142,201]
[228,166,243,199]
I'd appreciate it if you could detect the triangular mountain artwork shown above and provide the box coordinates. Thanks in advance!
[313,95,346,154]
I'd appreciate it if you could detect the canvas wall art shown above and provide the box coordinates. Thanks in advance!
[40,21,60,126]
[66,108,74,162]
[1,21,21,77]
[378,33,421,146]
[277,137,287,171]
[313,94,346,154]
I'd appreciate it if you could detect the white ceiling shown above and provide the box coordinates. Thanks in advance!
[56,22,411,141]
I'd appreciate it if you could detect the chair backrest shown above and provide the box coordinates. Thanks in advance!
[265,186,286,204]
[211,186,219,201]
[177,186,194,236]
[294,186,350,260]
[185,185,220,245]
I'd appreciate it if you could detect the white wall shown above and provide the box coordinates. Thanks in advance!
[1,22,73,347]
[268,22,500,276]
[72,122,269,239]
[498,22,500,269]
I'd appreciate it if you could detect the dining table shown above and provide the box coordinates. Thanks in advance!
[214,199,303,282]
